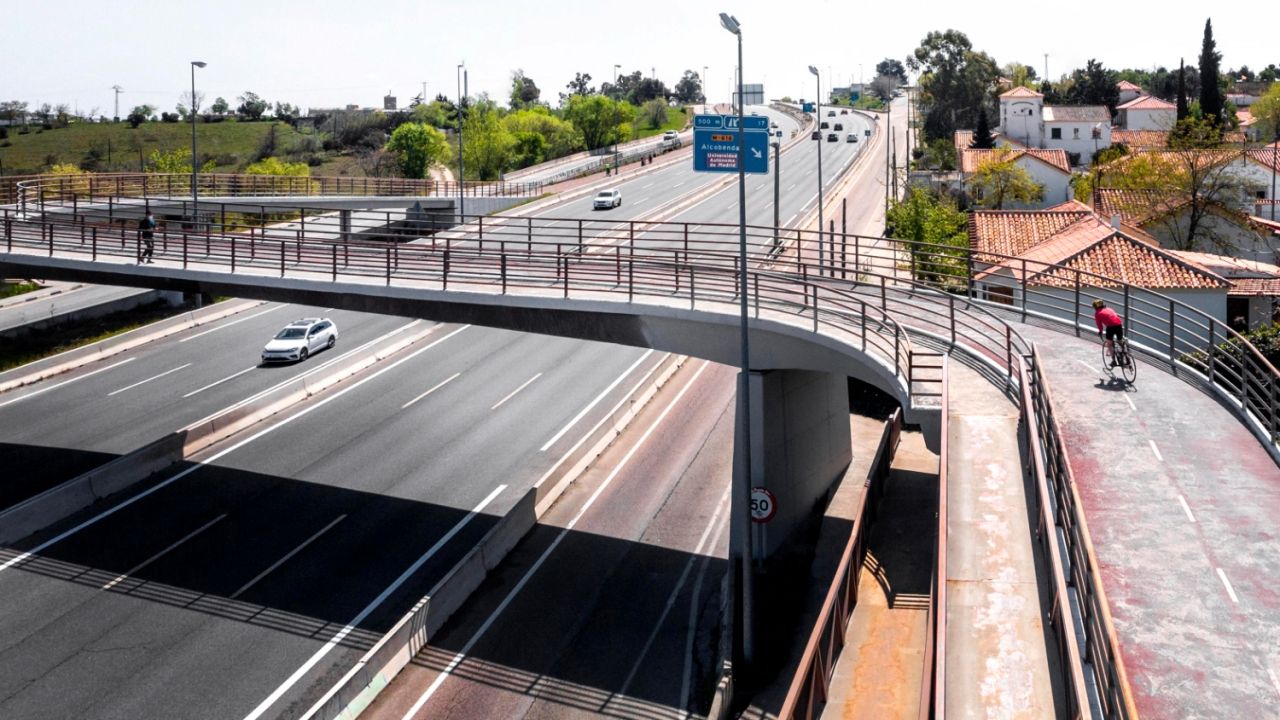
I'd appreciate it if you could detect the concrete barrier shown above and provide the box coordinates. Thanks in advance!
[0,324,441,544]
[0,433,185,544]
[0,298,264,394]
[300,352,690,720]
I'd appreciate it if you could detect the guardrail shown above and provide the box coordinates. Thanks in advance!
[1023,347,1138,720]
[777,408,902,720]
[1,173,543,206]
[919,359,948,720]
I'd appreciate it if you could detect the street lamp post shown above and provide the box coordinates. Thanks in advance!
[457,63,466,222]
[720,10,754,670]
[809,65,824,270]
[190,61,206,226]
[613,64,621,174]
[703,65,709,105]
[772,140,781,244]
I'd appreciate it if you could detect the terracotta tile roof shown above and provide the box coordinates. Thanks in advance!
[1117,80,1144,91]
[1169,250,1280,278]
[1223,278,1280,295]
[1237,109,1256,127]
[1250,215,1280,234]
[969,208,1095,258]
[1118,95,1176,111]
[960,147,1071,174]
[1001,86,1043,99]
[1043,105,1111,123]
[1110,130,1170,148]
[1045,199,1094,212]
[1093,188,1191,226]
[953,129,1027,151]
[1246,148,1280,172]
[976,216,1229,289]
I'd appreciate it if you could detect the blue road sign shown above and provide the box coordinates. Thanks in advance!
[693,114,770,174]
[802,102,814,113]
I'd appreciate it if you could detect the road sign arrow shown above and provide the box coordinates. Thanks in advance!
[751,148,762,159]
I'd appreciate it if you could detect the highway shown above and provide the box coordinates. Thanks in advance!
[0,99,883,718]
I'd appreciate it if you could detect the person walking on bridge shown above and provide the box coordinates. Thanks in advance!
[138,210,157,264]
[1093,298,1124,365]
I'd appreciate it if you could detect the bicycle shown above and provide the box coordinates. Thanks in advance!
[1102,334,1137,383]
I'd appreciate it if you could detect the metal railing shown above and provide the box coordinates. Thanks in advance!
[919,359,949,720]
[2,173,544,207]
[777,409,902,720]
[1023,347,1138,720]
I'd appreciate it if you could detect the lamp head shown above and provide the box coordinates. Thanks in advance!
[719,13,740,34]
[191,61,207,68]
[808,66,819,76]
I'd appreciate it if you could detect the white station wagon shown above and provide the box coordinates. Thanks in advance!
[262,318,338,363]
[593,189,622,210]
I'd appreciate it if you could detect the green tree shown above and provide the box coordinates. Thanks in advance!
[244,157,311,176]
[274,102,299,123]
[907,29,1001,141]
[508,131,547,168]
[146,148,213,173]
[0,100,28,126]
[1199,19,1224,126]
[563,94,633,150]
[210,97,229,116]
[565,72,594,97]
[1063,59,1120,114]
[462,105,514,180]
[127,105,153,128]
[1177,60,1189,120]
[673,70,703,104]
[385,122,451,178]
[509,69,542,110]
[886,186,970,283]
[640,98,668,129]
[1002,62,1038,89]
[1251,83,1280,143]
[502,107,582,158]
[968,149,1045,208]
[971,106,994,148]
[237,91,269,121]
[876,58,908,85]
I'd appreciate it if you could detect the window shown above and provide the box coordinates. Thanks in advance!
[1073,127,1080,139]
[1050,127,1062,140]
[985,285,1015,305]
[1258,189,1268,199]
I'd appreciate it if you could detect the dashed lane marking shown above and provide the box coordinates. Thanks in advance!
[491,372,543,411]
[1177,495,1197,523]
[402,373,461,410]
[107,363,192,396]
[1217,568,1240,604]
[102,514,226,591]
[1149,440,1164,462]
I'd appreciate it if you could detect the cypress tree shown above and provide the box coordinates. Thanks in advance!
[971,106,995,148]
[1199,19,1223,126]
[1176,59,1189,120]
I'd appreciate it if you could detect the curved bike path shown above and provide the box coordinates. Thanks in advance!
[1021,323,1280,719]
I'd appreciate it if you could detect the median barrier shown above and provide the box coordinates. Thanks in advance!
[300,352,690,720]
[0,324,441,544]
[0,432,185,544]
[0,298,265,394]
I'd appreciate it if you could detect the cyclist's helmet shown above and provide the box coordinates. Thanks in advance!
[1091,299,1106,309]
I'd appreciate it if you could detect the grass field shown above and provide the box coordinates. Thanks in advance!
[0,120,313,175]
[630,105,691,141]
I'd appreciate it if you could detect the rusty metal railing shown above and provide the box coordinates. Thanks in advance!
[777,408,902,720]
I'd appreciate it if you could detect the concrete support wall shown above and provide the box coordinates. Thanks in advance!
[747,369,853,559]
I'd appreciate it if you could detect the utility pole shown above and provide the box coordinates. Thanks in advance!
[112,85,123,122]
[885,98,892,217]
[703,65,709,105]
[457,63,466,222]
[1044,53,1049,82]
[421,81,428,106]
[772,140,781,240]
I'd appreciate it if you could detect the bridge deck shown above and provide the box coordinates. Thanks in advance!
[1025,325,1280,718]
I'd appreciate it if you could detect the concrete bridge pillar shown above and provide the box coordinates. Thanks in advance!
[744,368,853,560]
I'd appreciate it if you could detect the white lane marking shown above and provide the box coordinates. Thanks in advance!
[183,320,424,430]
[230,515,347,599]
[102,514,227,591]
[785,212,799,227]
[1076,360,1099,374]
[1123,393,1137,411]
[107,363,192,396]
[179,304,286,343]
[399,361,712,718]
[673,182,684,188]
[1268,667,1280,701]
[183,366,256,398]
[618,484,732,700]
[1216,568,1240,604]
[402,373,461,410]
[641,183,654,190]
[490,372,542,411]
[0,357,135,409]
[540,350,654,452]
[679,506,728,719]
[246,484,505,720]
[1149,440,1164,462]
[1177,495,1197,523]
[0,325,470,578]
[788,183,797,190]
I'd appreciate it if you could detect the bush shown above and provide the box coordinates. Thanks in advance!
[0,127,7,140]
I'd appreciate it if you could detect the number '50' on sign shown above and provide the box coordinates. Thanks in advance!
[750,487,776,523]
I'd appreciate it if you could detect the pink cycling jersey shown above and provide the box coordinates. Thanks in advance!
[1094,307,1122,332]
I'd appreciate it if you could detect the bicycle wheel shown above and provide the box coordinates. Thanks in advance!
[1120,345,1137,383]
[1101,342,1116,377]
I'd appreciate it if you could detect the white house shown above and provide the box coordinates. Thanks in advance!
[1093,187,1280,262]
[1169,251,1280,331]
[960,148,1072,209]
[997,87,1112,165]
[1117,95,1177,131]
[1117,80,1144,106]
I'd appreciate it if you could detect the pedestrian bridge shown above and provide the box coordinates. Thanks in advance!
[3,174,1278,720]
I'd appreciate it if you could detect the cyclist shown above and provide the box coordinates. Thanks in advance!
[1092,299,1124,365]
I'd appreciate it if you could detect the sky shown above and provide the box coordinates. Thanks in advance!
[5,0,1277,117]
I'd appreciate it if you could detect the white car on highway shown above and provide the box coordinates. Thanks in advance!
[262,318,338,363]
[593,189,622,210]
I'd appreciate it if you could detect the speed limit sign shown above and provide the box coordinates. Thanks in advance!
[750,487,777,523]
